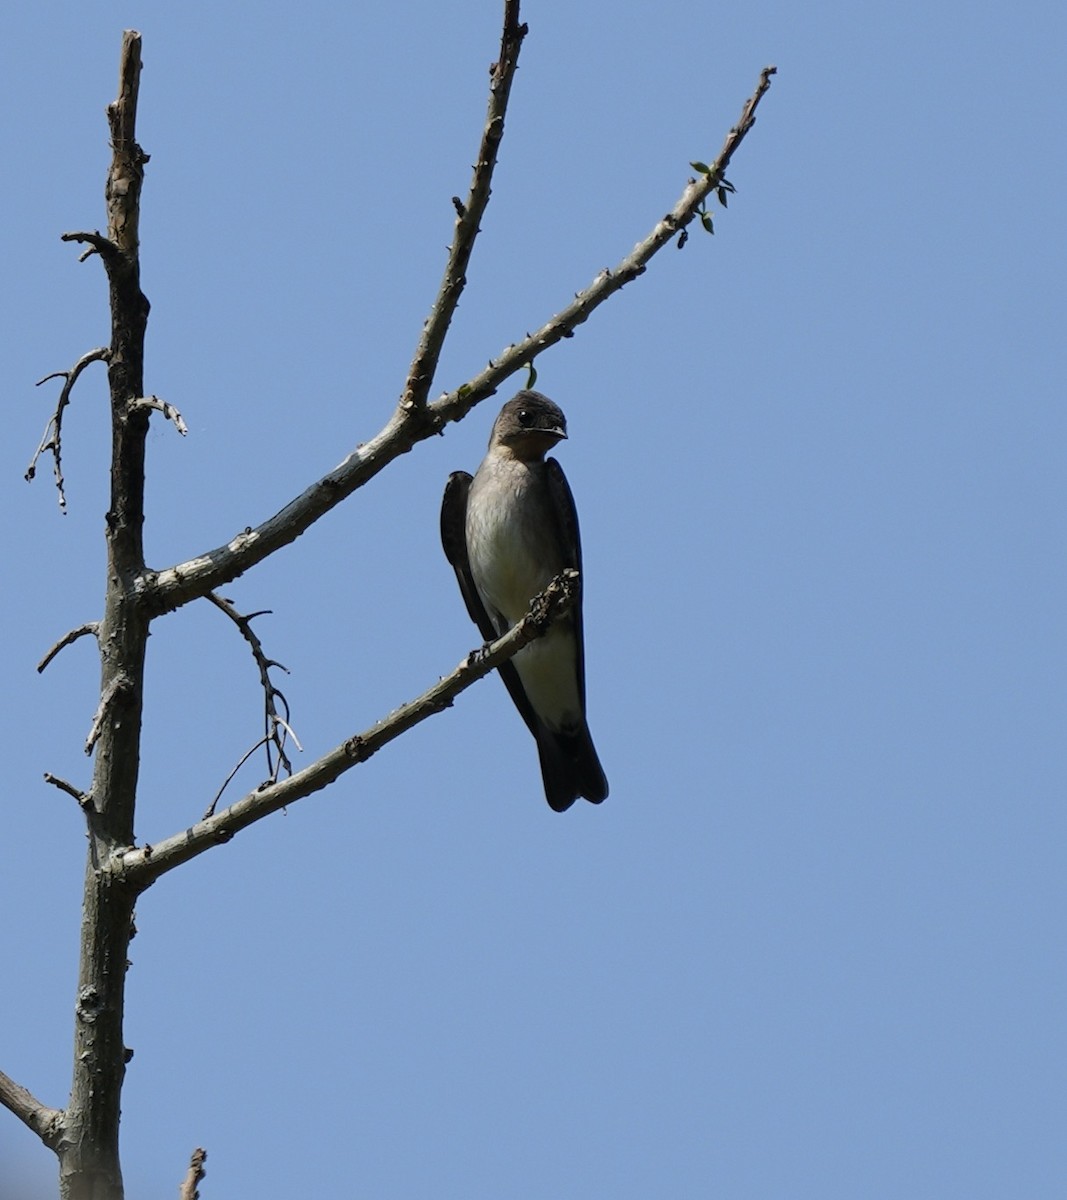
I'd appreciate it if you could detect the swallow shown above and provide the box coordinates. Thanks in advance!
[441,390,608,811]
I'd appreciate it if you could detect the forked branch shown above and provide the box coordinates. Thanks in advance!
[27,348,110,511]
[428,64,779,425]
[60,230,120,264]
[205,592,299,804]
[145,64,775,614]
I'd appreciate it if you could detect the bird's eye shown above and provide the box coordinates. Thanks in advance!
[517,409,534,427]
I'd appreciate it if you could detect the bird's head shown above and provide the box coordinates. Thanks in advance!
[489,391,569,461]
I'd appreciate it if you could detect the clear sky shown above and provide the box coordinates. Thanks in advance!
[2,1,1064,1197]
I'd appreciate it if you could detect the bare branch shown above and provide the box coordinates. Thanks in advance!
[399,0,526,412]
[44,772,92,807]
[425,65,779,424]
[129,394,188,435]
[60,229,121,264]
[85,673,133,756]
[0,1069,64,1150]
[37,622,101,673]
[26,347,110,512]
[179,1147,208,1200]
[120,570,581,887]
[104,29,150,261]
[204,592,298,801]
[144,67,774,615]
[53,31,150,1198]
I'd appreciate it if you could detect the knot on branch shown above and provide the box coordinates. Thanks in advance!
[344,735,370,764]
[520,568,580,639]
[75,985,104,1025]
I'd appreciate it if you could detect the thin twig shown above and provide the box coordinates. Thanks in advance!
[37,622,101,673]
[120,570,581,888]
[179,1147,207,1200]
[399,0,526,412]
[205,592,300,805]
[205,737,272,818]
[145,65,775,615]
[27,347,110,511]
[129,394,188,435]
[0,1069,64,1150]
[44,772,92,807]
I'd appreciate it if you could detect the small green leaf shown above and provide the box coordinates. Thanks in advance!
[689,160,711,176]
[700,212,715,235]
[525,361,538,389]
[717,187,729,208]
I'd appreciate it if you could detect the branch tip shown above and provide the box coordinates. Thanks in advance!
[38,622,101,673]
[130,394,188,435]
[179,1146,208,1200]
[44,771,91,807]
[399,0,526,412]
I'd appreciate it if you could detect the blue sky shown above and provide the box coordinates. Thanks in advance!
[2,1,1064,1196]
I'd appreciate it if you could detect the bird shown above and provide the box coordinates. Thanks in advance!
[440,390,609,812]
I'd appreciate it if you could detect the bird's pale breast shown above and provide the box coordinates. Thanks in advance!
[465,456,581,731]
[466,459,562,629]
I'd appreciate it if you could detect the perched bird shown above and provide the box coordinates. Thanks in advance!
[441,391,609,812]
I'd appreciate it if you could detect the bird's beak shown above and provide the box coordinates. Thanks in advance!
[548,425,568,440]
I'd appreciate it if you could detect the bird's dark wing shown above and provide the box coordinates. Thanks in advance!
[440,470,542,740]
[545,457,586,706]
[440,472,497,641]
[541,459,607,807]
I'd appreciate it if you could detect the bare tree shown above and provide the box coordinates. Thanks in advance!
[1,5,774,1197]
